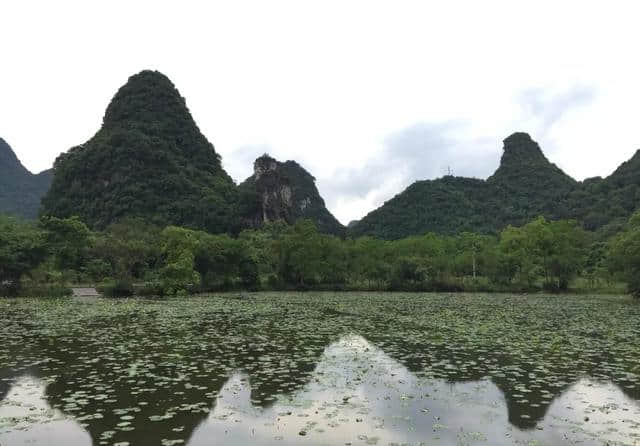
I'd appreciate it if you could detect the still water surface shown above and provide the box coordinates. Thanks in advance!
[1,293,639,445]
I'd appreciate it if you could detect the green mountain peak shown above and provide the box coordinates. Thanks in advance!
[42,70,237,232]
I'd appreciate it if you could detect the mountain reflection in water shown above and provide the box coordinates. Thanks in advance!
[1,294,640,445]
[1,336,639,445]
[189,335,640,446]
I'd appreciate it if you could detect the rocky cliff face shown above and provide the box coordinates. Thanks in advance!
[239,155,345,236]
[0,137,52,219]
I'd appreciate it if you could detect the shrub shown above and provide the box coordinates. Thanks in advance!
[239,258,260,290]
[99,279,134,298]
[136,281,165,297]
[19,283,72,298]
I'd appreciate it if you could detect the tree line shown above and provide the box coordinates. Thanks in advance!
[1,213,640,297]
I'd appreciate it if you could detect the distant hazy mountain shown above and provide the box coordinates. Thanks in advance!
[0,138,52,219]
[349,132,640,239]
[239,154,345,236]
[42,70,238,232]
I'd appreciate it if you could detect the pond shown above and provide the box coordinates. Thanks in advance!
[1,293,639,445]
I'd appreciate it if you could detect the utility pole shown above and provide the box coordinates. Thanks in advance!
[472,251,477,279]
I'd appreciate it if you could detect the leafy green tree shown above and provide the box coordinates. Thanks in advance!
[92,218,162,281]
[276,220,327,287]
[455,232,495,279]
[0,216,47,294]
[239,257,260,290]
[542,219,588,290]
[393,234,451,285]
[238,228,280,278]
[160,226,201,295]
[193,233,243,290]
[319,235,349,285]
[40,216,91,272]
[347,237,391,288]
[583,241,609,289]
[389,256,428,290]
[158,226,260,292]
[608,212,640,297]
[496,217,587,290]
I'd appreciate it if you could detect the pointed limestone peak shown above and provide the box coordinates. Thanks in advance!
[253,154,279,180]
[240,155,344,236]
[102,70,194,132]
[500,132,546,163]
[489,132,574,182]
[252,154,315,183]
[41,70,237,231]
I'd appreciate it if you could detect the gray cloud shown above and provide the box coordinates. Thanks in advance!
[518,85,596,135]
[232,86,597,224]
[318,121,499,219]
[383,122,497,182]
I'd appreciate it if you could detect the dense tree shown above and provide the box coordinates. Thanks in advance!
[91,218,162,280]
[160,226,201,295]
[40,216,91,272]
[193,233,245,290]
[347,237,391,288]
[156,225,262,294]
[0,213,623,296]
[454,233,496,280]
[0,216,47,294]
[275,220,327,287]
[496,217,587,290]
[608,212,640,298]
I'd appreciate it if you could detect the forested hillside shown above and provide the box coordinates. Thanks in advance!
[41,70,239,233]
[350,133,640,239]
[0,138,52,219]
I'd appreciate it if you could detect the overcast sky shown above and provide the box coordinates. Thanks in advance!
[2,1,640,224]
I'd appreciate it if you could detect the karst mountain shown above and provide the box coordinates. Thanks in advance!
[41,70,238,232]
[2,71,638,238]
[349,132,640,239]
[238,154,345,236]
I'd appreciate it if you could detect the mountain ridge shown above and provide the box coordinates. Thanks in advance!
[349,132,640,239]
[4,69,640,238]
